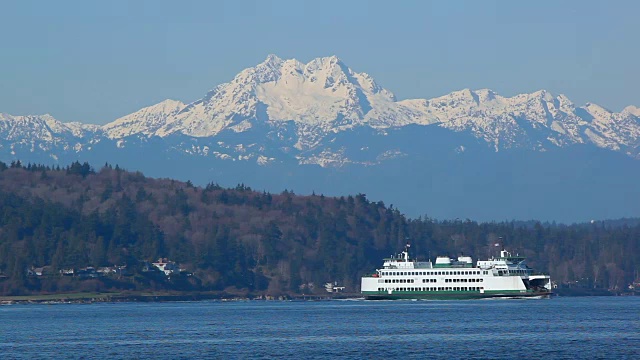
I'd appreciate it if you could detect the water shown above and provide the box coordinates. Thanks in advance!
[1,297,638,359]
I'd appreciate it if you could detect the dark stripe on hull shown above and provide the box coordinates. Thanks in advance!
[363,291,551,300]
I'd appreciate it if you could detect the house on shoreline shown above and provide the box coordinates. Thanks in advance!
[150,258,184,276]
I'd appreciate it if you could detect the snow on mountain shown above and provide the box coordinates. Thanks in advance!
[151,55,424,149]
[0,113,102,139]
[95,54,639,158]
[103,99,185,139]
[1,55,639,164]
[0,113,103,156]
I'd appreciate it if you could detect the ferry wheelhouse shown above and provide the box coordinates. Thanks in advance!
[361,245,551,300]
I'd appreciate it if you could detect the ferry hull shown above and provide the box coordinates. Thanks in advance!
[362,290,551,300]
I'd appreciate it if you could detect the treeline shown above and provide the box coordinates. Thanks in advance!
[0,161,638,296]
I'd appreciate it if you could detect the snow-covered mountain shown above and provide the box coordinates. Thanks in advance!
[2,54,638,165]
[103,99,185,139]
[98,54,640,162]
[1,55,640,221]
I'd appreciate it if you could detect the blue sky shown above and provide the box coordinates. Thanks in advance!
[1,0,637,124]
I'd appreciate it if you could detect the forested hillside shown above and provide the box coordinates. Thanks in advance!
[0,161,637,296]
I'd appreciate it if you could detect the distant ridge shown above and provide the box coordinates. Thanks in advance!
[1,55,638,161]
[1,55,639,221]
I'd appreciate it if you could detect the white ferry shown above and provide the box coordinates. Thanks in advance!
[361,245,551,300]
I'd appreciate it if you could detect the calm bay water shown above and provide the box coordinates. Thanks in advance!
[1,297,639,359]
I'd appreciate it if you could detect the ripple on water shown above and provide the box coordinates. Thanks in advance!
[1,297,639,359]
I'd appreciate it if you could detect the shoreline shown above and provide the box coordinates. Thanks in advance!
[0,291,362,305]
[1,290,637,305]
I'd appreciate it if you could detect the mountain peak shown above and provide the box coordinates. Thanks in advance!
[103,99,185,139]
[262,54,284,65]
[623,105,640,117]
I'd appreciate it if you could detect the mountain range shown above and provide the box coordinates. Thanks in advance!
[1,55,639,222]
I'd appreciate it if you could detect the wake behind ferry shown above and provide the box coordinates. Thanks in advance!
[361,245,551,300]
